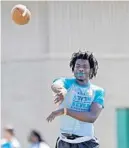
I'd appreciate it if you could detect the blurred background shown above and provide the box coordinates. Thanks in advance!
[1,1,129,148]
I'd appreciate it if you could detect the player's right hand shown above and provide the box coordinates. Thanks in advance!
[53,89,67,105]
[54,93,64,105]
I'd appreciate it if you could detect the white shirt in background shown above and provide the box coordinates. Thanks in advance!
[31,142,50,148]
[1,137,20,148]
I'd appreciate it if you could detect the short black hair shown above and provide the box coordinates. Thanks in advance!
[70,50,98,79]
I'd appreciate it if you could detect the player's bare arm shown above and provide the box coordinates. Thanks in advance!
[47,103,102,123]
[65,103,103,123]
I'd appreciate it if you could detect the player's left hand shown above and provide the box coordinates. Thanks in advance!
[46,109,64,122]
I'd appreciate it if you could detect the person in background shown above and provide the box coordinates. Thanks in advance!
[1,125,20,148]
[28,130,50,148]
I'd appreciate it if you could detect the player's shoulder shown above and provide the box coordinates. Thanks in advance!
[53,77,75,84]
[0,139,7,145]
[90,83,105,93]
[63,77,76,82]
[53,77,75,89]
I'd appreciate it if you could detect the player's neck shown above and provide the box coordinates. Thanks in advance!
[6,137,13,142]
[76,79,89,86]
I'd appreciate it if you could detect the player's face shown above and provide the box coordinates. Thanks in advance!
[74,59,91,81]
[4,130,12,140]
[30,134,38,143]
